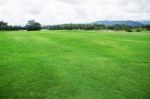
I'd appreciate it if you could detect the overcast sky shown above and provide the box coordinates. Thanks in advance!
[0,0,150,25]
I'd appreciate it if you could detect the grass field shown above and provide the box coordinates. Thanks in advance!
[0,30,150,99]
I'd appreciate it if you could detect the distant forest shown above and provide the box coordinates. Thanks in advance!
[0,20,150,32]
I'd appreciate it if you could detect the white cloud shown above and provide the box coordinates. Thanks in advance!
[0,0,150,25]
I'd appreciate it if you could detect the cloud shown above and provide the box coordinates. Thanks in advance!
[0,0,150,25]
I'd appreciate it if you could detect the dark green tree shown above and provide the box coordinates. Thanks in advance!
[26,20,41,31]
[143,25,150,30]
[0,21,8,27]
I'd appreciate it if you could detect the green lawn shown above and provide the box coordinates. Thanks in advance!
[0,30,150,99]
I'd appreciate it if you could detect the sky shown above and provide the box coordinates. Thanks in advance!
[0,0,150,25]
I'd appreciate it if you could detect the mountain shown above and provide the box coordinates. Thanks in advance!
[93,21,144,26]
[138,21,150,25]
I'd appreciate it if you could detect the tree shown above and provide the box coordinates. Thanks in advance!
[0,21,8,30]
[26,20,41,31]
[0,21,8,27]
[143,25,150,30]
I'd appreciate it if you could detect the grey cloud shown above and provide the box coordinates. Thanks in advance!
[55,0,85,5]
[0,0,149,25]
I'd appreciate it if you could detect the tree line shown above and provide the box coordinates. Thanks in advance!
[0,21,25,30]
[0,20,41,31]
[43,24,150,32]
[0,20,150,31]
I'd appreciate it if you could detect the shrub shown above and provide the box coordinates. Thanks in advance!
[136,29,141,32]
[126,29,132,32]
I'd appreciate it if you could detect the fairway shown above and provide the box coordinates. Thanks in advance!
[0,30,150,98]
